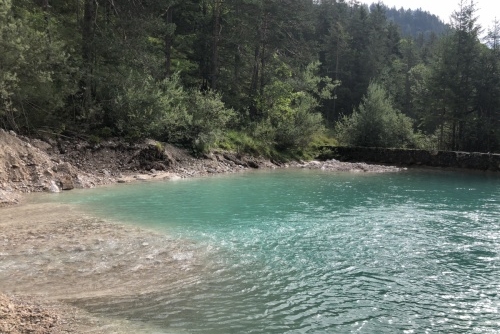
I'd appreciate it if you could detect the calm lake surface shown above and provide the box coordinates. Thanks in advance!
[42,169,500,333]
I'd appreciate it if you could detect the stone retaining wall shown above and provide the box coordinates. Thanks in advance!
[317,147,500,172]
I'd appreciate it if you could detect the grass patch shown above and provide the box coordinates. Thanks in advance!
[215,130,338,162]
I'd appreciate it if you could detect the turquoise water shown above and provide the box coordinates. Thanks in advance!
[44,169,500,333]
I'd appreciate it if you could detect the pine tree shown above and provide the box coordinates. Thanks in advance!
[335,82,416,148]
[426,0,482,150]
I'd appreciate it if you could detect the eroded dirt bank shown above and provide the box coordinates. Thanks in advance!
[0,129,402,207]
[0,128,277,207]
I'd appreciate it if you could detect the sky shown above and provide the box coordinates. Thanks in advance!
[361,0,500,32]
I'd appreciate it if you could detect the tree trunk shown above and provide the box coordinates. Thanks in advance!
[42,0,51,58]
[164,6,173,78]
[259,12,269,98]
[82,0,95,116]
[249,43,260,118]
[211,0,222,90]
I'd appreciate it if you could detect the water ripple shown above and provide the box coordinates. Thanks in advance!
[18,169,500,333]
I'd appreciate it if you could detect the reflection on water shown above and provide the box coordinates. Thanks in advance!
[7,169,500,333]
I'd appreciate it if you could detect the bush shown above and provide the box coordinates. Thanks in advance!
[112,72,187,140]
[335,82,416,148]
[252,62,334,151]
[217,130,271,156]
[186,90,235,152]
[112,72,234,151]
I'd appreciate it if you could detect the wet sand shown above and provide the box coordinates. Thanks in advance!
[0,202,206,333]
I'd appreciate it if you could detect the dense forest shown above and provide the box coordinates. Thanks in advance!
[384,5,448,38]
[1,0,499,157]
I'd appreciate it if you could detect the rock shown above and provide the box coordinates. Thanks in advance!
[246,160,259,169]
[47,181,61,193]
[134,175,151,181]
[55,162,73,174]
[204,152,216,160]
[58,176,74,190]
[168,174,182,181]
[43,169,54,178]
[223,153,246,166]
[30,139,52,152]
[0,293,60,334]
[295,159,401,173]
[150,161,167,171]
[0,190,20,206]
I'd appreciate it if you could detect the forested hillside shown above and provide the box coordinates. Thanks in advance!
[1,0,499,155]
[383,5,448,38]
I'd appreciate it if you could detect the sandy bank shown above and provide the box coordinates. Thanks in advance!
[0,202,208,333]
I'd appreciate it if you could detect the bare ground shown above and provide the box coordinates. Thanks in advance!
[0,128,277,207]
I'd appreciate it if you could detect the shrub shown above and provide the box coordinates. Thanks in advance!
[112,72,189,141]
[186,90,235,152]
[112,72,234,151]
[252,62,334,151]
[335,82,416,148]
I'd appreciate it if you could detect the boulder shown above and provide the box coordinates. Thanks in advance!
[47,180,61,193]
[58,175,74,190]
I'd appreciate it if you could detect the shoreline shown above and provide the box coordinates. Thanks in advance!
[0,129,403,207]
[1,201,209,333]
[0,129,282,207]
[0,130,405,333]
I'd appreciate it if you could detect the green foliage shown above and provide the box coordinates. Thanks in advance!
[217,130,272,156]
[295,132,339,161]
[0,0,76,130]
[112,72,189,141]
[383,5,448,38]
[111,73,234,151]
[251,62,336,151]
[154,141,165,154]
[88,134,101,146]
[1,0,498,155]
[335,82,417,148]
[186,90,236,152]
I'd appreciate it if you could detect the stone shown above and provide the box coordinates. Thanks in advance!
[47,181,60,193]
[31,139,52,152]
[58,176,74,190]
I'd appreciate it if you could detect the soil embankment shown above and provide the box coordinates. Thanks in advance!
[0,129,405,207]
[0,129,275,207]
